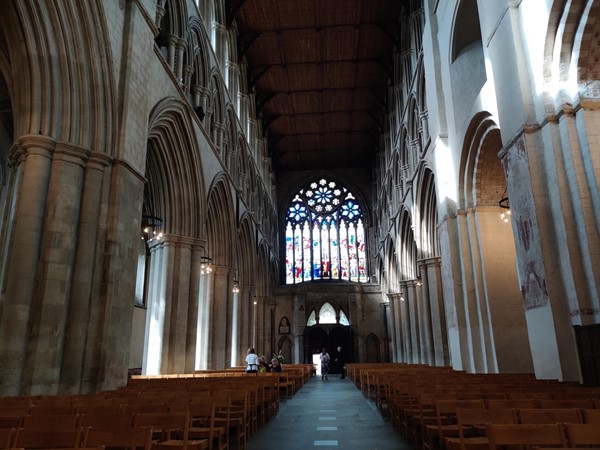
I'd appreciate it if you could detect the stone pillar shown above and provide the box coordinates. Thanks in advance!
[406,281,421,363]
[399,281,413,363]
[175,38,186,83]
[213,23,227,70]
[60,151,112,393]
[96,161,146,390]
[185,240,205,373]
[195,265,214,370]
[438,215,471,372]
[23,142,88,394]
[0,136,54,395]
[381,301,391,362]
[210,265,231,369]
[501,133,579,380]
[292,294,305,364]
[387,293,398,362]
[165,236,195,374]
[422,257,449,366]
[183,65,194,94]
[417,261,434,365]
[389,293,405,362]
[166,34,178,73]
[142,238,171,375]
[255,296,266,355]
[230,282,240,368]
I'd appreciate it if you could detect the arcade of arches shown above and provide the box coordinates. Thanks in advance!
[0,0,599,395]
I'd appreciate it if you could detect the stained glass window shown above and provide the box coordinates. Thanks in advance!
[319,302,337,324]
[285,177,368,284]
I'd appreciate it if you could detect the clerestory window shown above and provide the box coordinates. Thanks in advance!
[284,177,368,284]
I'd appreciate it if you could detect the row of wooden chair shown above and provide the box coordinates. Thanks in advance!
[424,406,600,450]
[346,363,600,450]
[0,424,199,450]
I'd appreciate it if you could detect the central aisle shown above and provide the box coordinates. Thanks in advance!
[248,376,411,450]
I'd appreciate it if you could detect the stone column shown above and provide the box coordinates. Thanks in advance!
[213,23,227,70]
[142,238,172,375]
[195,263,214,370]
[165,34,178,72]
[422,257,449,366]
[417,261,434,365]
[0,135,54,395]
[387,293,398,362]
[60,151,112,393]
[406,281,421,363]
[175,38,186,83]
[255,296,266,355]
[230,281,240,368]
[389,293,404,362]
[399,281,412,363]
[166,236,195,374]
[293,293,305,364]
[210,265,231,369]
[24,142,88,394]
[501,132,579,380]
[185,240,205,373]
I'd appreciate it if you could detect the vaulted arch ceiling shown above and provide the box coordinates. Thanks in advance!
[230,0,406,174]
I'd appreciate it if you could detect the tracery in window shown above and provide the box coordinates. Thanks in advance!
[319,302,337,324]
[307,310,317,326]
[285,177,368,284]
[339,310,350,326]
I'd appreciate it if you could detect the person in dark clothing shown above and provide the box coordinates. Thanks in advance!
[270,358,282,372]
[335,346,345,379]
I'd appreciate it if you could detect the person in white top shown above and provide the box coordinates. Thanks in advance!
[245,347,259,373]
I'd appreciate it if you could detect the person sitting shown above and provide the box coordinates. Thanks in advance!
[270,358,282,372]
[258,356,269,373]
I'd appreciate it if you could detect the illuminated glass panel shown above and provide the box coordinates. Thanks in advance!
[319,302,337,324]
[284,178,368,284]
[285,224,294,284]
[307,310,317,326]
[339,310,350,326]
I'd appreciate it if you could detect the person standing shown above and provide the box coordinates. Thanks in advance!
[245,347,259,373]
[335,346,345,379]
[319,348,330,381]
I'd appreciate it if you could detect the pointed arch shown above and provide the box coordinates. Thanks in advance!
[146,97,205,237]
[188,17,210,90]
[398,207,417,280]
[206,175,235,266]
[0,2,116,152]
[415,166,439,258]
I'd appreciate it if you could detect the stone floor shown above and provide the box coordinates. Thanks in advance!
[247,375,412,450]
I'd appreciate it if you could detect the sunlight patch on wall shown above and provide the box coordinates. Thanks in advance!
[434,139,457,204]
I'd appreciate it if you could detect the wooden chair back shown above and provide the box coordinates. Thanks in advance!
[28,405,78,416]
[13,427,85,449]
[0,428,15,448]
[486,399,538,409]
[538,399,593,409]
[582,408,600,424]
[485,423,567,450]
[518,408,582,425]
[22,414,80,430]
[0,415,24,428]
[133,411,189,441]
[83,426,153,450]
[564,423,600,447]
[79,413,134,429]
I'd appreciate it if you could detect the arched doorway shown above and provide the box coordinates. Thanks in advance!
[303,324,354,374]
